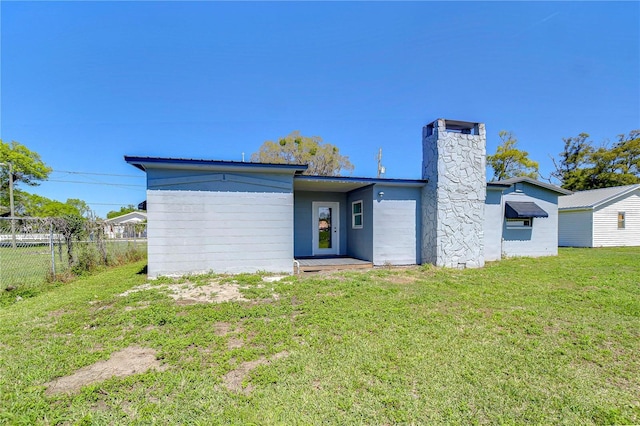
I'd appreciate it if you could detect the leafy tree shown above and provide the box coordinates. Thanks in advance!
[551,131,640,191]
[487,131,539,181]
[251,131,354,176]
[66,198,91,218]
[0,140,52,207]
[18,192,89,217]
[551,133,594,191]
[106,204,138,219]
[612,130,640,178]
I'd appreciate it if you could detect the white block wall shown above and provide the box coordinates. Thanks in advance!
[147,190,294,277]
[373,199,417,265]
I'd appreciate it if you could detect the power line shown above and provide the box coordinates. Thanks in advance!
[47,179,144,188]
[52,169,143,178]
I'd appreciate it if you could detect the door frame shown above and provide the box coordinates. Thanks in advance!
[312,201,340,256]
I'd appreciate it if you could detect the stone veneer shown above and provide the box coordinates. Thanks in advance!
[421,119,486,268]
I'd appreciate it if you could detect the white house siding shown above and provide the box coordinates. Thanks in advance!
[592,191,640,247]
[373,199,417,265]
[558,210,593,247]
[501,192,559,257]
[147,190,293,277]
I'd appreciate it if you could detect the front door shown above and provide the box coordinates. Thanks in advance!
[312,202,339,255]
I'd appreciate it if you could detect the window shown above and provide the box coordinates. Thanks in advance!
[618,212,625,229]
[352,200,363,229]
[506,218,532,229]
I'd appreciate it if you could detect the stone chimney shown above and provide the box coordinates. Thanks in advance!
[421,119,486,268]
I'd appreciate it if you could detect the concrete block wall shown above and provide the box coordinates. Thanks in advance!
[421,119,486,268]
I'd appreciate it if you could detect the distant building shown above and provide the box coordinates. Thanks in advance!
[558,184,640,247]
[104,211,147,239]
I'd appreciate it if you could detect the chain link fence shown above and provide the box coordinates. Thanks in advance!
[0,217,147,290]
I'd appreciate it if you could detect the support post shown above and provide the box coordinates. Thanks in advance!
[50,222,56,277]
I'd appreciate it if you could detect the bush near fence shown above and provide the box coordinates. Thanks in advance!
[0,216,146,291]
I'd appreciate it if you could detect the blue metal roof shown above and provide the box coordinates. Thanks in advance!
[124,156,308,173]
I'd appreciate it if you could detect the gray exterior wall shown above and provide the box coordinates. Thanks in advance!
[421,119,486,268]
[293,191,348,257]
[147,168,293,193]
[484,187,504,261]
[501,183,559,257]
[145,167,295,277]
[346,186,374,261]
[372,185,421,265]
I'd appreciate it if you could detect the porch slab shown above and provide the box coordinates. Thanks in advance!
[294,256,373,273]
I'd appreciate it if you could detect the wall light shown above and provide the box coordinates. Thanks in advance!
[378,191,384,198]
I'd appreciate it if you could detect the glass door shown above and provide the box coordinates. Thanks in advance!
[312,202,339,255]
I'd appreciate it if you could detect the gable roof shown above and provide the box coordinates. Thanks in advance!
[493,177,572,195]
[558,184,640,210]
[104,211,147,224]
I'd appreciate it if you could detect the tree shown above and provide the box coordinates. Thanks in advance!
[106,204,138,219]
[0,140,52,207]
[550,133,594,191]
[551,131,640,191]
[251,131,354,176]
[487,131,539,181]
[18,192,89,217]
[66,198,91,218]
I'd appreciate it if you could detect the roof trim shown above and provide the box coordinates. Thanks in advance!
[294,174,427,187]
[487,182,511,189]
[493,177,572,195]
[124,156,308,173]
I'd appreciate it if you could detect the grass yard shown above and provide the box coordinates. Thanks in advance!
[0,248,638,424]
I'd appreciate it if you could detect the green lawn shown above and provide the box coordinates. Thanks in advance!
[0,248,638,424]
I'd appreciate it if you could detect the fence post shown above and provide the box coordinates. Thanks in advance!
[50,222,56,277]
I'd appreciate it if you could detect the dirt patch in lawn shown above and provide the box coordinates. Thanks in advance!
[120,281,279,304]
[169,282,248,304]
[222,351,289,394]
[44,346,167,395]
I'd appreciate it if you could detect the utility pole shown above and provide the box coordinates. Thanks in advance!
[377,148,386,178]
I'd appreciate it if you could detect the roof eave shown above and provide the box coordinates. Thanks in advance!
[124,156,308,174]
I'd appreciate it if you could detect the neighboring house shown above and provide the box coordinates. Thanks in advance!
[558,184,640,247]
[104,211,147,239]
[125,118,565,277]
[485,177,571,260]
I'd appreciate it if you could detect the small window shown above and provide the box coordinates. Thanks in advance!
[506,218,532,229]
[352,200,363,229]
[618,212,625,229]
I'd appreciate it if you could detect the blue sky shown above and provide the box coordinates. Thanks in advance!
[1,1,638,217]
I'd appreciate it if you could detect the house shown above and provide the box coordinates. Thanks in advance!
[125,118,561,277]
[485,177,571,260]
[558,184,640,247]
[104,211,147,239]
